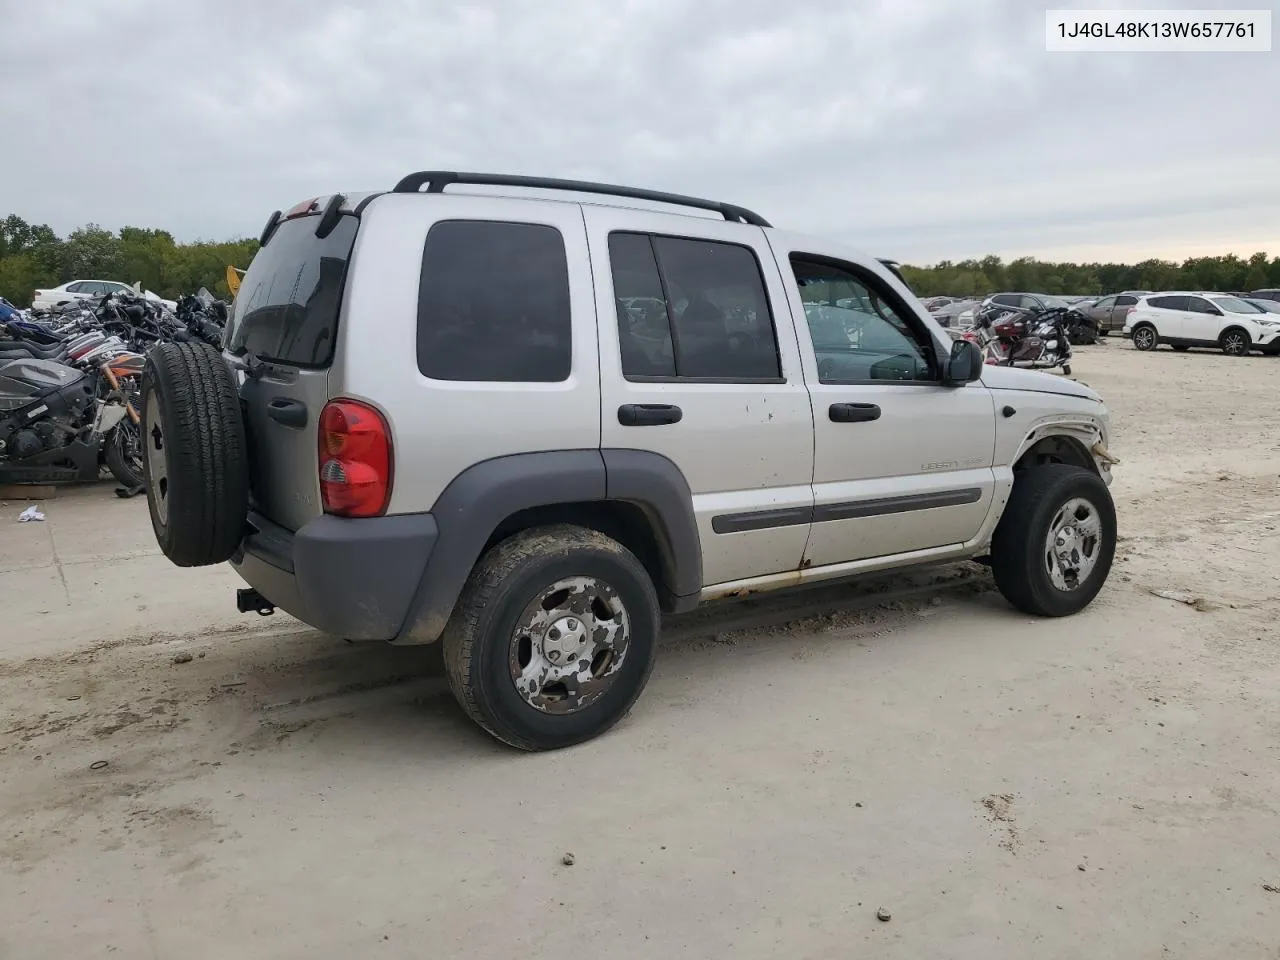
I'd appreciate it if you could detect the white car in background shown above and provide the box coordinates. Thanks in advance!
[1124,292,1280,356]
[32,280,177,311]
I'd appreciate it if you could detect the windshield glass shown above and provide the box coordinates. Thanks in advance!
[1211,296,1263,314]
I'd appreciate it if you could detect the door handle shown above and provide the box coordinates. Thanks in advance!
[267,397,308,429]
[828,402,881,423]
[618,403,683,427]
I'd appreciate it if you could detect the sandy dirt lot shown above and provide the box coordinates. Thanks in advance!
[3,341,1279,959]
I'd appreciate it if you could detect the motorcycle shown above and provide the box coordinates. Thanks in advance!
[0,336,144,487]
[968,304,1074,375]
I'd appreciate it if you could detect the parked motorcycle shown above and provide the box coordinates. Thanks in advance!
[967,304,1074,375]
[0,337,144,487]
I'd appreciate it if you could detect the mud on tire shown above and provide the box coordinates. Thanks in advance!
[141,342,249,567]
[442,524,660,751]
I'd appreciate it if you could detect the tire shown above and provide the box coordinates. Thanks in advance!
[104,419,144,488]
[1172,345,1190,352]
[442,524,660,751]
[140,341,248,567]
[1220,328,1251,357]
[1131,324,1158,351]
[990,465,1117,618]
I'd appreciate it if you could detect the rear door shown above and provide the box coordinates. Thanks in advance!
[584,209,815,588]
[1111,295,1137,331]
[225,209,360,531]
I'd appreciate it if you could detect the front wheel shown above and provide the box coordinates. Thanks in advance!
[104,418,144,488]
[991,465,1117,617]
[442,525,660,751]
[1221,329,1251,357]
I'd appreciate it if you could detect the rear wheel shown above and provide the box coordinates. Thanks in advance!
[141,342,249,567]
[991,465,1116,617]
[1221,328,1251,357]
[442,525,659,751]
[1131,324,1158,351]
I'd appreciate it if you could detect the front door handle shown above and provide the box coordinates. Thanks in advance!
[618,403,683,427]
[829,402,881,423]
[267,397,308,429]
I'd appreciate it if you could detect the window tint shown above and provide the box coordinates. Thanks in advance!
[1114,295,1137,306]
[1147,295,1187,311]
[791,258,935,383]
[992,294,1017,306]
[66,282,87,293]
[1186,297,1219,315]
[417,220,571,382]
[1093,296,1116,310]
[227,214,358,367]
[609,232,781,381]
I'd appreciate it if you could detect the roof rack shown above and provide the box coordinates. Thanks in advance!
[391,170,771,227]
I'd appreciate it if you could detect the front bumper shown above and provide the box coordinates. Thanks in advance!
[231,510,438,641]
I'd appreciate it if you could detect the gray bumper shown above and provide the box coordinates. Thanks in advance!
[230,511,438,641]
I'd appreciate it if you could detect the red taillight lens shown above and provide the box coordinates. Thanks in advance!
[318,399,392,518]
[1126,306,1136,315]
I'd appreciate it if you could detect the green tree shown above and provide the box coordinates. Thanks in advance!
[61,224,123,280]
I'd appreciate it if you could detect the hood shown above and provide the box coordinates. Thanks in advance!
[979,363,1101,401]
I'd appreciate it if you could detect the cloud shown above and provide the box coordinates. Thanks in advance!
[0,0,1275,264]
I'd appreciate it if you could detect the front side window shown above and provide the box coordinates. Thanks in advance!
[1093,296,1116,310]
[609,232,781,381]
[791,258,935,384]
[417,220,571,383]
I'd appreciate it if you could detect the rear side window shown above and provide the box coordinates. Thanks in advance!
[227,215,358,367]
[1115,295,1137,306]
[1147,295,1187,310]
[609,232,781,381]
[417,221,571,382]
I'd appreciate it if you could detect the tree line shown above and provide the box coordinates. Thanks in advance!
[0,214,258,307]
[3,212,1278,308]
[899,252,1280,299]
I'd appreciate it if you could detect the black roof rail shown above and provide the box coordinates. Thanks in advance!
[391,170,771,227]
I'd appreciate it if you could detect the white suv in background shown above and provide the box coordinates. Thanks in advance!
[1124,292,1280,356]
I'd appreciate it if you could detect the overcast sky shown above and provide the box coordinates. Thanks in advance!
[1,0,1276,265]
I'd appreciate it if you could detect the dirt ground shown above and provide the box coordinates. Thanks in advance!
[2,341,1279,959]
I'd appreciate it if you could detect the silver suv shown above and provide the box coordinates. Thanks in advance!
[140,171,1119,750]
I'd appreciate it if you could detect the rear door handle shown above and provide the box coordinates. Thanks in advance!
[829,402,881,423]
[267,397,308,429]
[618,403,683,427]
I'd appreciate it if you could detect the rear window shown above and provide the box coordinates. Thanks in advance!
[226,215,358,367]
[417,220,571,382]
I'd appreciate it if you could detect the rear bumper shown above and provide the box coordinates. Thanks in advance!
[230,511,438,641]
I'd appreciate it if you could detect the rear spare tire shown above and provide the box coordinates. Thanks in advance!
[141,342,249,567]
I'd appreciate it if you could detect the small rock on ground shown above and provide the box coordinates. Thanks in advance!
[876,907,891,922]
[172,652,193,664]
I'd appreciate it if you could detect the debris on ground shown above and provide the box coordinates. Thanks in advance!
[17,505,45,522]
[1264,883,1280,894]
[1147,588,1218,612]
[561,852,575,866]
[876,907,892,922]
[172,652,194,665]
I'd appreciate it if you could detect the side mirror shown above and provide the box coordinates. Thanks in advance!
[944,338,983,385]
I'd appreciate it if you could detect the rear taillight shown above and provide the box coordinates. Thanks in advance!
[318,399,392,518]
[1126,306,1136,315]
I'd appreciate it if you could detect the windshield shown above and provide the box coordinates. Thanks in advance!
[1210,296,1263,314]
[226,214,358,367]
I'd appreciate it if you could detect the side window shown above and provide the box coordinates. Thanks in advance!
[609,232,781,381]
[66,282,87,293]
[1094,296,1116,310]
[1148,295,1184,310]
[992,294,1017,307]
[1186,297,1217,314]
[417,220,571,383]
[1018,295,1041,310]
[1114,295,1136,307]
[790,257,936,384]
